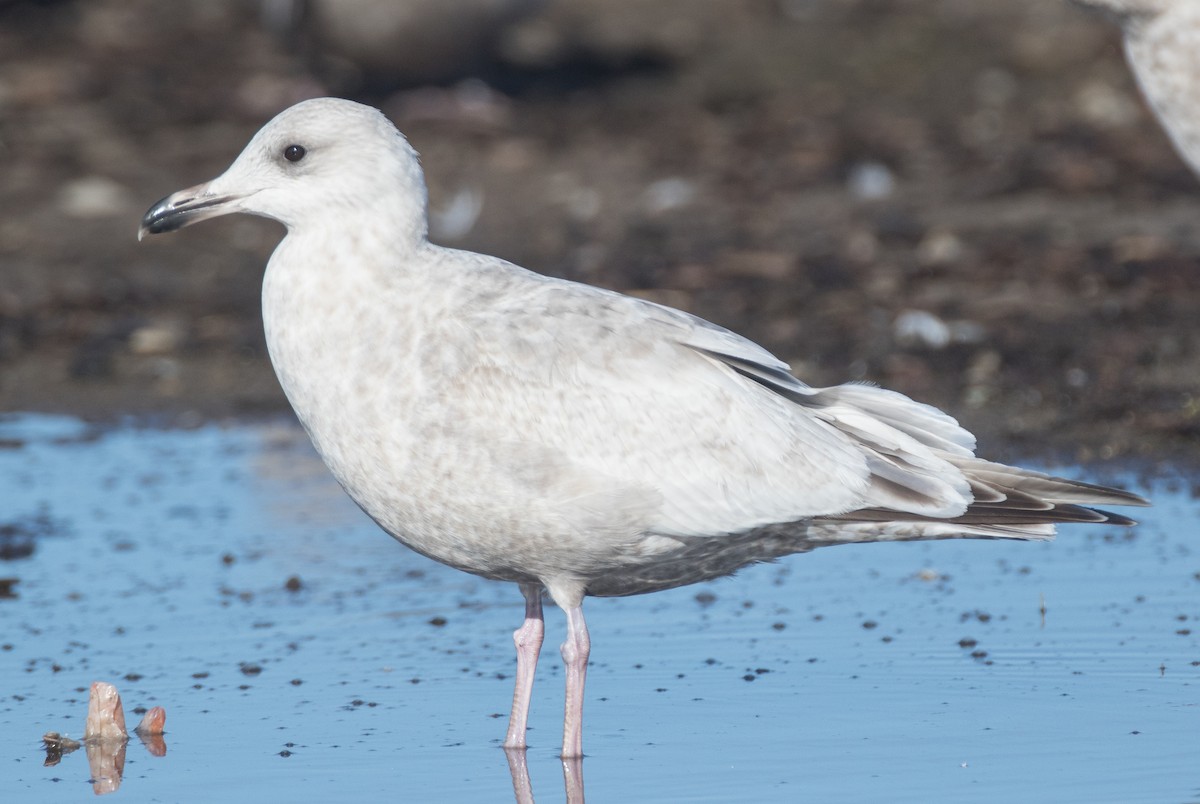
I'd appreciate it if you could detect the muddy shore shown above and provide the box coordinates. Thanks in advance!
[1,0,1197,462]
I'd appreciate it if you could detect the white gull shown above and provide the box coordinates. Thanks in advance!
[140,97,1147,758]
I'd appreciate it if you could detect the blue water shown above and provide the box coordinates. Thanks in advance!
[0,414,1195,802]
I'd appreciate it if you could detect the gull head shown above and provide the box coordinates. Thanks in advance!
[139,97,428,242]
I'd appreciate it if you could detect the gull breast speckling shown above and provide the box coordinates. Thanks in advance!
[1075,0,1200,177]
[140,97,1147,759]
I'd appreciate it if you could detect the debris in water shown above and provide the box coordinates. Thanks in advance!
[135,705,167,736]
[40,681,168,794]
[84,681,128,741]
[41,731,81,766]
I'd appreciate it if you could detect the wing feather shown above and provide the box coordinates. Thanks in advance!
[449,268,1143,545]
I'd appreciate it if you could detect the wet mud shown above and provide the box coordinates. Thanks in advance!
[1,1,1199,459]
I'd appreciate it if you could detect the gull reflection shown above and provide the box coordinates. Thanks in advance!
[504,748,586,804]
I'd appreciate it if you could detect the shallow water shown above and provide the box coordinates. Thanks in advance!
[0,413,1195,802]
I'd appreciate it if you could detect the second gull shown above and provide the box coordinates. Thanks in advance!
[1074,0,1200,178]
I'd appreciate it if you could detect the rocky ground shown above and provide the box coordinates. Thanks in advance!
[1,0,1198,462]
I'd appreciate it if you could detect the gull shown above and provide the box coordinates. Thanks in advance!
[1074,0,1200,177]
[140,98,1147,758]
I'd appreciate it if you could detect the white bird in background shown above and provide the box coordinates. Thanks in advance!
[1075,0,1200,177]
[140,98,1147,758]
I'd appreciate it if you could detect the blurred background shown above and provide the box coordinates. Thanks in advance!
[1,0,1197,459]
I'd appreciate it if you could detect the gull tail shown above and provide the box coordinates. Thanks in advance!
[817,457,1148,541]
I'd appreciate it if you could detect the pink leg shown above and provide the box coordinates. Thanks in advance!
[503,583,545,749]
[560,604,590,759]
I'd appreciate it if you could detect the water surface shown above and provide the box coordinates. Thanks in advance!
[0,414,1195,802]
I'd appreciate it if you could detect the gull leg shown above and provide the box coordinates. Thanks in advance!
[560,604,591,759]
[504,583,545,749]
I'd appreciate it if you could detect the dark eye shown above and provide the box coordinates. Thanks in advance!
[283,144,306,163]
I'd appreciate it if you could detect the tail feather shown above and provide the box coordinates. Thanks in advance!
[821,456,1145,540]
[690,340,1148,540]
[949,456,1149,508]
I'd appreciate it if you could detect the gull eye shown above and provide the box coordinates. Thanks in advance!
[283,144,306,163]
